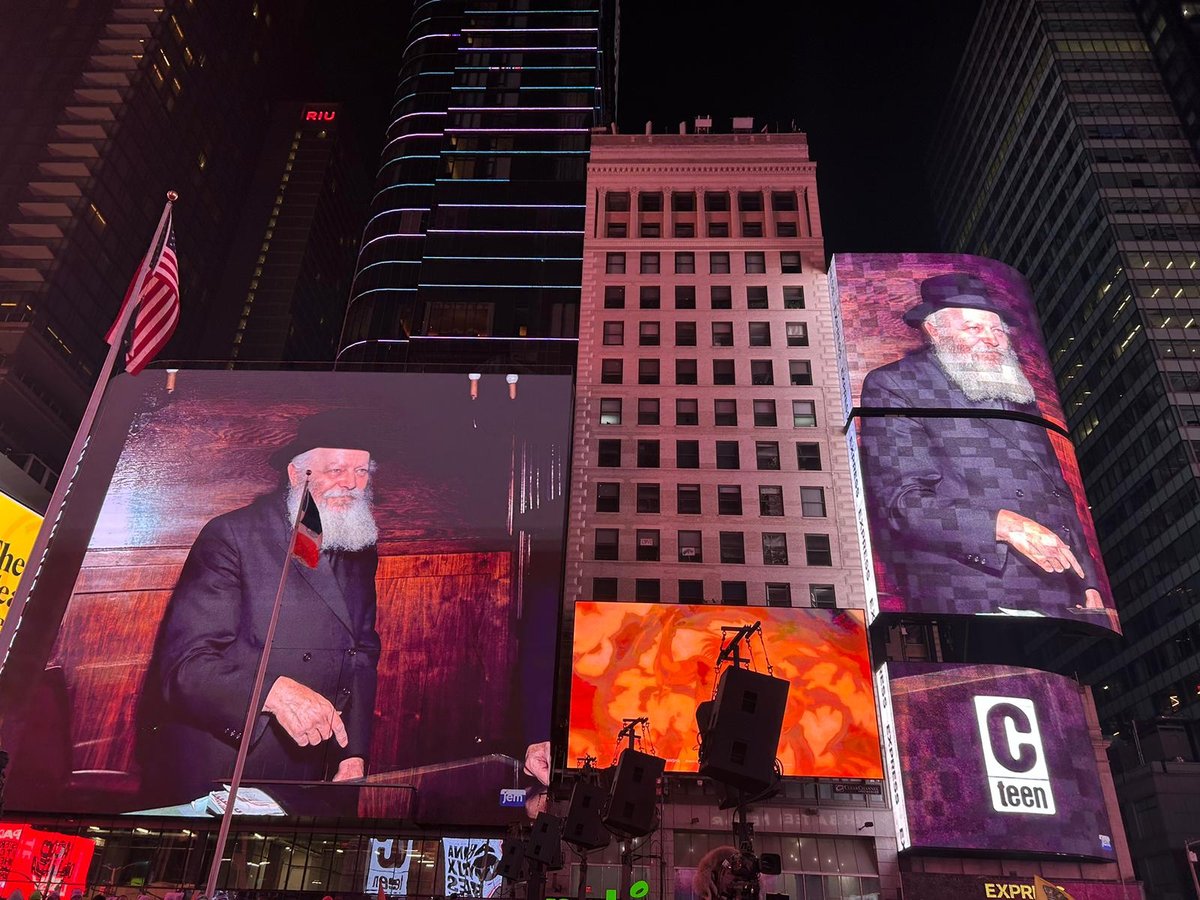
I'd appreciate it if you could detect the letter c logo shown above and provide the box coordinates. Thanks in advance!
[986,702,1036,773]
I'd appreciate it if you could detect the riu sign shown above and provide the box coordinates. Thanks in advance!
[304,109,336,122]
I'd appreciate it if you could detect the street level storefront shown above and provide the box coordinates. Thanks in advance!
[901,873,1143,899]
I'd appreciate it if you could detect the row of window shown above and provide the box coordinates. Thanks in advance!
[601,320,809,347]
[598,398,818,428]
[596,482,827,517]
[606,220,800,239]
[603,284,806,309]
[600,357,813,386]
[604,251,801,275]
[591,577,836,607]
[594,528,833,566]
[596,438,823,470]
[606,190,798,213]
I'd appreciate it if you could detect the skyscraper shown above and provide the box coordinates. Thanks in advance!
[339,0,619,362]
[928,1,1200,893]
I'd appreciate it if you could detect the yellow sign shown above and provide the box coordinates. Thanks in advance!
[0,492,42,630]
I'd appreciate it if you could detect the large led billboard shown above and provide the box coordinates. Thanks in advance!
[830,253,1117,632]
[569,602,882,779]
[880,662,1115,860]
[0,371,568,825]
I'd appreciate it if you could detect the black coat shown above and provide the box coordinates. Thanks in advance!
[857,348,1101,617]
[137,491,380,807]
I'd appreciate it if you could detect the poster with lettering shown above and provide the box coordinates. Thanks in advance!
[364,838,414,897]
[0,492,42,631]
[440,837,502,897]
[882,662,1115,859]
[0,825,94,898]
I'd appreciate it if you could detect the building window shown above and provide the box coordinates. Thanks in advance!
[810,584,837,608]
[738,191,763,212]
[766,583,792,607]
[718,485,743,516]
[636,483,660,513]
[707,221,729,238]
[603,321,624,345]
[748,322,771,346]
[756,441,781,470]
[679,579,704,603]
[677,440,700,468]
[711,286,733,309]
[714,399,738,426]
[712,322,734,346]
[710,252,731,274]
[753,399,777,427]
[716,441,740,469]
[762,533,789,565]
[677,484,702,515]
[678,530,703,562]
[776,221,798,237]
[675,252,696,274]
[596,482,620,512]
[742,221,764,238]
[783,286,805,309]
[789,360,812,385]
[713,359,736,385]
[771,191,797,211]
[639,322,661,346]
[604,285,626,308]
[638,358,660,385]
[676,321,698,346]
[786,322,809,346]
[675,285,697,309]
[639,286,661,309]
[593,577,618,601]
[639,222,661,238]
[637,440,660,467]
[745,252,766,274]
[599,398,622,425]
[676,359,698,384]
[801,486,827,517]
[640,252,660,274]
[595,528,619,560]
[605,252,626,274]
[759,485,785,516]
[781,251,802,273]
[607,222,627,238]
[792,400,817,428]
[636,529,660,561]
[638,191,663,212]
[751,360,774,385]
[796,442,821,470]
[634,578,660,603]
[747,286,769,309]
[637,398,660,425]
[705,191,730,211]
[606,192,631,211]
[805,534,833,566]
[719,532,746,564]
[598,439,621,467]
[721,581,748,605]
[601,359,623,384]
[676,398,700,427]
[674,222,695,238]
[672,191,696,212]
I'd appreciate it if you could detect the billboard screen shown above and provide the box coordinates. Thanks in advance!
[568,602,882,779]
[882,662,1115,859]
[0,371,569,825]
[0,493,42,632]
[0,825,95,899]
[830,253,1117,632]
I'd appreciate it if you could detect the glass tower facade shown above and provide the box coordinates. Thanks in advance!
[339,0,619,361]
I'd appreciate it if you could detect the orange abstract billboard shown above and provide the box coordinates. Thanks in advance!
[568,602,882,779]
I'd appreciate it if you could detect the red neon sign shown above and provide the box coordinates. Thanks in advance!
[304,109,337,122]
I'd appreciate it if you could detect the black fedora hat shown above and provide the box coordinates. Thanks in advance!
[268,408,379,469]
[902,273,1020,328]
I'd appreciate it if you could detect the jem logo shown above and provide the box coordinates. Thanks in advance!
[973,695,1056,816]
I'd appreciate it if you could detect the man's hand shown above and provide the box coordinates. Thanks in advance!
[263,676,349,749]
[995,509,1084,578]
[333,757,365,782]
[523,741,551,786]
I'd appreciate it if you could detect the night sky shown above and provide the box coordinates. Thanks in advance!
[304,1,983,255]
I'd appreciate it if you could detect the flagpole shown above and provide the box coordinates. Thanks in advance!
[203,476,312,900]
[0,191,177,674]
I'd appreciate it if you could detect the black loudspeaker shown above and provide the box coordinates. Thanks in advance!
[698,667,789,793]
[601,748,665,837]
[497,836,527,881]
[528,813,564,868]
[562,780,611,850]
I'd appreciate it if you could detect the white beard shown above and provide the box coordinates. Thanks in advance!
[287,483,379,552]
[933,344,1037,405]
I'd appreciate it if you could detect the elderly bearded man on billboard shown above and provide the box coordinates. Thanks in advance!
[137,411,382,811]
[857,273,1111,622]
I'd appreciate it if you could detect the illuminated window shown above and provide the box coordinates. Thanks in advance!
[786,322,809,346]
[792,401,817,428]
[599,398,622,425]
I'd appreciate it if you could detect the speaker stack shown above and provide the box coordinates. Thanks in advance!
[562,779,611,851]
[601,748,665,837]
[698,666,789,795]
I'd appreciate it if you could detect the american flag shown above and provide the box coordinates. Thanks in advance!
[106,212,180,375]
